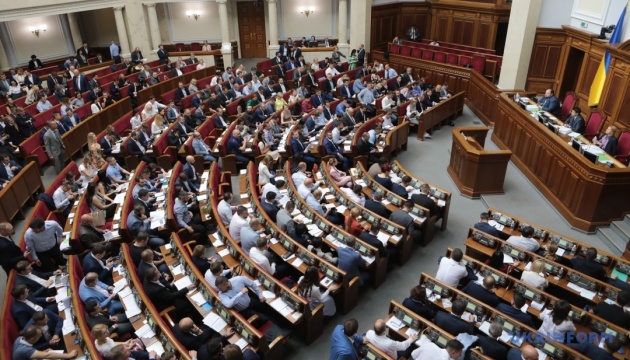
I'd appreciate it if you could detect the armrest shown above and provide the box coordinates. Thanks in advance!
[160,306,178,327]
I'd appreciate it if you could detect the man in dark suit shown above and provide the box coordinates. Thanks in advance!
[563,107,585,134]
[131,47,144,64]
[496,293,534,328]
[572,247,606,281]
[410,183,441,219]
[324,131,350,171]
[46,72,63,95]
[24,310,64,350]
[11,284,57,330]
[567,338,620,360]
[28,55,43,71]
[227,129,250,164]
[473,212,501,238]
[278,42,292,62]
[14,260,58,298]
[591,290,630,329]
[305,69,318,92]
[84,300,133,337]
[357,133,380,165]
[98,133,115,158]
[127,130,153,164]
[73,71,90,94]
[401,68,414,86]
[461,275,500,307]
[337,237,369,287]
[176,173,199,195]
[434,299,476,336]
[339,80,354,100]
[78,213,109,250]
[475,323,509,360]
[537,88,560,116]
[173,317,226,351]
[291,47,302,61]
[175,82,189,101]
[260,192,279,222]
[62,108,81,130]
[23,71,41,88]
[275,65,286,80]
[128,80,141,108]
[322,74,336,95]
[143,267,200,321]
[0,222,28,275]
[364,193,390,218]
[389,200,423,244]
[77,42,91,58]
[82,244,114,286]
[0,154,22,180]
[157,44,170,64]
[359,224,389,258]
[357,44,366,66]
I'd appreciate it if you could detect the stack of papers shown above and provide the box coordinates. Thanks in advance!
[113,193,126,204]
[292,257,304,267]
[566,283,597,299]
[386,316,405,330]
[336,205,347,214]
[118,287,132,298]
[190,292,207,306]
[174,276,193,290]
[270,298,292,316]
[136,324,156,338]
[104,230,119,241]
[235,338,249,350]
[203,312,228,333]
[415,334,431,347]
[376,232,390,245]
[146,342,165,356]
[123,299,142,318]
[262,291,276,300]
[112,278,128,294]
[503,254,515,264]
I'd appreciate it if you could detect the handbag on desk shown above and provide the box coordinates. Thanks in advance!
[91,209,106,227]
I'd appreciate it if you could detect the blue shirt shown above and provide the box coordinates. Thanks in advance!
[106,163,123,181]
[240,226,259,255]
[217,276,262,311]
[329,324,363,360]
[25,221,63,261]
[110,44,119,57]
[358,88,375,105]
[335,103,347,116]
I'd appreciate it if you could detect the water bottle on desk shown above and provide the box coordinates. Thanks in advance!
[571,244,577,256]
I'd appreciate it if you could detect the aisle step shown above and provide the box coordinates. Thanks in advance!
[596,226,626,255]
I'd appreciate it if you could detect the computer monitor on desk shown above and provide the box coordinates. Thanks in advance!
[571,139,582,153]
[584,151,598,164]
[546,123,556,133]
[309,42,319,48]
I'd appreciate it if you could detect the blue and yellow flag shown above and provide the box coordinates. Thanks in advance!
[588,6,627,107]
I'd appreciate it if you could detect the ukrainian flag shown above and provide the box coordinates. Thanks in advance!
[589,6,627,107]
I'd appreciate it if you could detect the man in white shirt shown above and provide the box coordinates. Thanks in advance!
[217,192,236,226]
[52,180,76,213]
[148,95,167,116]
[411,338,464,360]
[228,206,249,241]
[435,248,467,287]
[291,162,308,188]
[250,237,277,276]
[204,261,231,292]
[298,178,318,200]
[262,180,285,203]
[325,63,340,77]
[506,226,540,252]
[366,318,417,359]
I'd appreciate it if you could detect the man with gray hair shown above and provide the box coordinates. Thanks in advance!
[475,322,509,359]
[174,190,209,246]
[366,318,418,359]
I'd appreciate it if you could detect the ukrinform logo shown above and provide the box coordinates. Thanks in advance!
[509,331,614,344]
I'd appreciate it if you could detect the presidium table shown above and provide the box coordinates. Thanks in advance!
[447,126,512,198]
[492,93,630,232]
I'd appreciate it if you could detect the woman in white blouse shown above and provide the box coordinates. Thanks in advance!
[25,85,40,105]
[538,300,576,341]
[196,59,207,70]
[288,89,301,104]
[258,155,275,186]
[129,108,142,130]
[298,266,337,317]
[90,98,102,114]
[151,113,167,136]
[8,80,22,100]
[92,324,148,358]
[311,58,320,71]
[520,259,549,290]
[78,153,97,183]
[141,102,153,122]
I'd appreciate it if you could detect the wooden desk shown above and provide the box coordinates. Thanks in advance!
[493,93,630,232]
[418,91,465,140]
[447,126,512,198]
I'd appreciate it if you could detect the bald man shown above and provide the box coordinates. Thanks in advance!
[366,318,417,359]
[183,155,202,186]
[78,214,112,251]
[0,222,29,275]
[172,316,227,351]
[507,343,539,360]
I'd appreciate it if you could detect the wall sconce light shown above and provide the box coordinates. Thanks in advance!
[28,25,47,37]
[299,6,315,17]
[186,10,201,21]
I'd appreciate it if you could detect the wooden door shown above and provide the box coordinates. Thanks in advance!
[237,1,267,58]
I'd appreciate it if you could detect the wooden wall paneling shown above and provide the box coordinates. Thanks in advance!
[613,72,630,128]
[575,55,601,101]
[599,69,625,118]
[370,5,401,51]
[433,11,453,43]
[526,28,567,94]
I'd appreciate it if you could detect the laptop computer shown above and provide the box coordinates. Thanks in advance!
[309,42,319,48]
[583,151,598,164]
[571,139,581,152]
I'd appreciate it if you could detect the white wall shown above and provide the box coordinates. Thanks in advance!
[277,0,335,38]
[164,2,222,42]
[372,0,424,5]
[569,0,626,35]
[79,8,117,47]
[6,15,71,64]
[538,0,573,28]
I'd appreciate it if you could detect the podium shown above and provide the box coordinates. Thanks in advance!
[447,127,512,198]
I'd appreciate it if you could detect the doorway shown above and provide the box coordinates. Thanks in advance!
[237,1,267,58]
[558,47,584,98]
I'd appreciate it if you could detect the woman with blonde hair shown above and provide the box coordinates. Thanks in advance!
[345,207,364,237]
[257,129,279,161]
[520,259,549,290]
[87,132,102,157]
[25,85,40,105]
[92,323,148,358]
[275,92,288,111]
[288,89,300,104]
[281,106,294,125]
[328,157,352,187]
[151,111,167,136]
[141,102,153,122]
[311,58,320,71]
[79,153,97,183]
[258,155,276,186]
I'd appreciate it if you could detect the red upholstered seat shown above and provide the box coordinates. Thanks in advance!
[471,54,485,73]
[400,46,411,57]
[446,54,458,65]
[434,52,446,63]
[615,131,630,165]
[411,48,422,58]
[583,109,606,141]
[422,50,434,61]
[560,92,576,121]
[389,44,400,54]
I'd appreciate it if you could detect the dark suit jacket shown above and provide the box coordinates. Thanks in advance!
[12,300,52,330]
[323,80,335,93]
[143,277,189,312]
[567,342,616,360]
[173,324,218,351]
[176,178,198,194]
[593,302,630,329]
[434,311,475,336]
[0,160,22,180]
[565,115,585,134]
[410,193,438,217]
[402,297,435,320]
[83,254,113,285]
[176,87,189,100]
[476,335,509,360]
[323,138,342,157]
[364,199,390,218]
[28,59,43,71]
[473,222,501,238]
[127,139,145,156]
[311,94,325,108]
[23,74,41,88]
[74,75,89,93]
[137,261,156,282]
[15,270,55,298]
[85,311,115,330]
[357,138,375,155]
[600,134,618,155]
[496,303,534,328]
[359,232,387,257]
[78,224,105,250]
[275,66,286,79]
[227,136,244,156]
[339,86,353,99]
[571,257,606,281]
[260,201,278,222]
[391,183,408,199]
[131,51,144,63]
[461,282,500,307]
[25,310,63,350]
[134,199,156,218]
[192,255,210,275]
[0,236,26,273]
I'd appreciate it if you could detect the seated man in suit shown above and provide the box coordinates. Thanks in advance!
[434,299,476,336]
[260,191,279,222]
[78,272,122,314]
[410,183,441,219]
[563,107,585,134]
[174,190,210,246]
[192,132,217,162]
[461,275,500,307]
[389,200,423,245]
[568,337,621,360]
[11,284,58,330]
[473,212,502,238]
[0,153,22,180]
[23,310,64,350]
[127,130,153,164]
[78,214,116,253]
[84,300,133,337]
[173,317,231,351]
[364,193,391,219]
[214,275,274,326]
[14,260,59,298]
[475,323,509,360]
[572,247,606,281]
[359,223,391,259]
[357,132,380,165]
[496,292,534,328]
[168,128,185,148]
[82,244,115,286]
[227,129,251,165]
[591,290,630,329]
[337,237,370,287]
[323,131,350,171]
[537,88,560,116]
[143,266,199,322]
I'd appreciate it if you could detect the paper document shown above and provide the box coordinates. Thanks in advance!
[104,231,119,241]
[203,312,228,333]
[218,249,230,257]
[190,292,207,306]
[386,316,405,331]
[235,338,249,350]
[336,205,347,214]
[503,254,515,264]
[146,342,165,356]
[262,291,276,300]
[174,276,193,290]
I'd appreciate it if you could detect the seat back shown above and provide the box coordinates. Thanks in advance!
[434,52,446,63]
[400,46,411,57]
[471,54,485,73]
[584,109,606,141]
[411,48,422,58]
[422,50,434,60]
[615,131,630,165]
[446,54,458,65]
[560,92,576,120]
[389,44,400,54]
